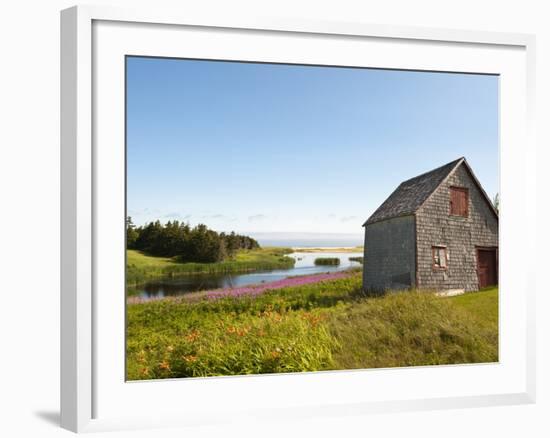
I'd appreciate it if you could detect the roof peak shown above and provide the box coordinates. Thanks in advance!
[363,157,465,226]
[400,157,464,186]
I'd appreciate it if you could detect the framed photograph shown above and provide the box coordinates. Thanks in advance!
[61,5,536,433]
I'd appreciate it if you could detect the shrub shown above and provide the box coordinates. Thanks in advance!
[314,257,340,266]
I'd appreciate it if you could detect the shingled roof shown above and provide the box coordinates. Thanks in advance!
[363,157,465,226]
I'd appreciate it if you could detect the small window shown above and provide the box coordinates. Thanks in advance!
[450,186,469,217]
[432,246,447,269]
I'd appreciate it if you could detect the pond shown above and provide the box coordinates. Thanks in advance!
[132,250,362,299]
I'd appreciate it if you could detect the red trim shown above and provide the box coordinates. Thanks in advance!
[450,186,469,217]
[475,246,498,289]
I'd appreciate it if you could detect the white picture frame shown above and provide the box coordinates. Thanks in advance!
[60,4,537,433]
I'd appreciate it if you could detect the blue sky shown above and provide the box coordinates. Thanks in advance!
[126,57,498,239]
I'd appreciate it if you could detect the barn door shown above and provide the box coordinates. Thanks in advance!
[477,249,498,289]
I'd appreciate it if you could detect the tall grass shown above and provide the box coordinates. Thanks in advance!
[127,271,498,380]
[327,290,498,369]
[127,306,337,379]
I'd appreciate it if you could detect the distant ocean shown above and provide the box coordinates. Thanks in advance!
[249,233,363,248]
[258,239,362,248]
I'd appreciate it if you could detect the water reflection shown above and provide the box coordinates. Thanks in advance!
[131,251,361,298]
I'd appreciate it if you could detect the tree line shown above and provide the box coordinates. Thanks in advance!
[126,217,260,263]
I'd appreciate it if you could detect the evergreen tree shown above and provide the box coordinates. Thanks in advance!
[126,216,139,249]
[128,218,259,262]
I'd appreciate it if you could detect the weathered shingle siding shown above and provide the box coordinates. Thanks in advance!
[416,163,498,291]
[363,215,416,292]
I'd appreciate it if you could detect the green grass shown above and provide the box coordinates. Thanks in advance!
[314,257,340,266]
[448,288,499,329]
[327,287,498,369]
[126,273,498,380]
[126,247,295,287]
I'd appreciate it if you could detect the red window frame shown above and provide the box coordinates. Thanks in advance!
[450,186,469,217]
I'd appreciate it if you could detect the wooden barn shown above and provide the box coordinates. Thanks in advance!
[362,157,498,293]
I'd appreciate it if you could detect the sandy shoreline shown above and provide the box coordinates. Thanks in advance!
[291,246,363,253]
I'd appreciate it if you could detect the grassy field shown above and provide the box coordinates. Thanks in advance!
[451,288,499,326]
[126,271,498,380]
[126,247,295,287]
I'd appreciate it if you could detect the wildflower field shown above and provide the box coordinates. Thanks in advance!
[126,270,498,380]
